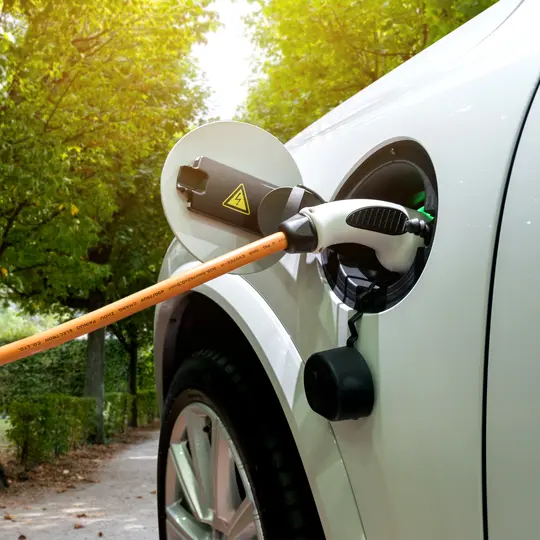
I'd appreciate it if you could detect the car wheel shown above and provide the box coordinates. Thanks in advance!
[157,349,325,540]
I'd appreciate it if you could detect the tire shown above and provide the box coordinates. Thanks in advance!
[157,348,326,540]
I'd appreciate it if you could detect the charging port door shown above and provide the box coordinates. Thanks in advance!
[161,121,303,274]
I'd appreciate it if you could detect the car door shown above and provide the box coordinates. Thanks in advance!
[486,80,540,540]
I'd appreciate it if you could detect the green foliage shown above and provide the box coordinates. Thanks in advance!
[104,391,157,436]
[6,390,157,469]
[239,0,499,142]
[138,345,157,391]
[0,0,217,310]
[136,389,159,426]
[0,309,156,410]
[0,1,210,432]
[0,306,58,342]
[0,419,10,449]
[7,394,96,469]
[104,392,134,437]
[0,336,147,408]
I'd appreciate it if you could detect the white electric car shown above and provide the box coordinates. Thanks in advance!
[154,1,540,538]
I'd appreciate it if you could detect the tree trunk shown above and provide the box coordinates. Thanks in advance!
[84,293,106,444]
[0,463,9,490]
[128,341,138,428]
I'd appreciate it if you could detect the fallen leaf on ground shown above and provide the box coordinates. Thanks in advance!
[74,523,84,529]
[136,496,143,499]
[151,490,156,495]
[18,535,27,540]
[76,513,88,518]
[3,513,15,520]
[98,533,103,537]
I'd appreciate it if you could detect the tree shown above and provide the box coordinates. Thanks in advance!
[107,171,171,428]
[238,0,498,142]
[0,0,217,442]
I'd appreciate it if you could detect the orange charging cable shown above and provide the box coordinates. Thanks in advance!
[0,232,288,367]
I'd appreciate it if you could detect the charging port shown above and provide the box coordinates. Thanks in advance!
[321,140,438,313]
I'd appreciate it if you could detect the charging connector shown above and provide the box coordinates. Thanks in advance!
[279,199,432,274]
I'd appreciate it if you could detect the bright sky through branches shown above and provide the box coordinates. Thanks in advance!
[192,0,257,120]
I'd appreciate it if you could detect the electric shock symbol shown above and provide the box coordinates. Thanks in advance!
[222,183,250,215]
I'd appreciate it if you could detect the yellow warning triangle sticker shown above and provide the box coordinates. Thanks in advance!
[222,183,250,215]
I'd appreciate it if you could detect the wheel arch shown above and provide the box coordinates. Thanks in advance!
[154,265,366,540]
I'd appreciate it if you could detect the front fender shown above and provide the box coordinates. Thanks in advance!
[154,243,365,540]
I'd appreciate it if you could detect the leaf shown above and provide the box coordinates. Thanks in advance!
[240,0,499,142]
[0,267,7,276]
[74,523,84,529]
[0,0,215,437]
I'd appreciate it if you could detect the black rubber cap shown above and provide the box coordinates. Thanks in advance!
[278,214,318,253]
[304,347,375,421]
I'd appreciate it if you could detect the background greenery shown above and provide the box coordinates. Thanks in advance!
[0,0,498,469]
[239,0,498,142]
[0,310,155,409]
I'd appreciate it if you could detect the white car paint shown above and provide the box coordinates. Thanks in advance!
[155,239,366,540]
[486,75,540,538]
[155,1,540,538]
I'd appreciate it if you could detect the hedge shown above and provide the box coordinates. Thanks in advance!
[137,389,159,426]
[0,338,157,411]
[104,392,134,437]
[7,394,96,468]
[7,391,159,469]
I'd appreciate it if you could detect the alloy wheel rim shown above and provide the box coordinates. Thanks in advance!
[165,402,263,539]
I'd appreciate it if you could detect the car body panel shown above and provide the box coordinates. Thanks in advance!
[486,80,540,540]
[154,240,365,540]
[155,1,540,538]
[247,2,540,539]
[287,0,525,160]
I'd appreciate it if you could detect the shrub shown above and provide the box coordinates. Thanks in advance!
[7,394,96,469]
[136,390,159,426]
[104,393,134,438]
[6,391,158,470]
[0,337,143,410]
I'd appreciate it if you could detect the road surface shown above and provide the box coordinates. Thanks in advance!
[0,430,160,539]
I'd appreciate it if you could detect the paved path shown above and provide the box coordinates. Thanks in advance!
[0,431,160,539]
